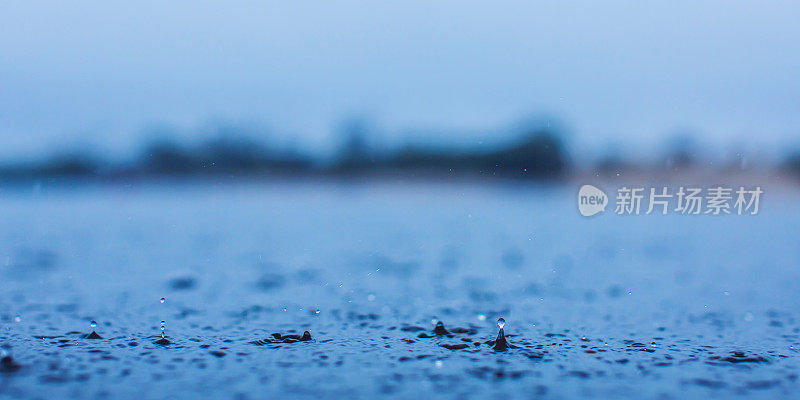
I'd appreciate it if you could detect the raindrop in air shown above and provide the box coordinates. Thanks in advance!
[160,297,166,304]
[160,320,166,338]
[497,318,505,329]
[90,320,97,328]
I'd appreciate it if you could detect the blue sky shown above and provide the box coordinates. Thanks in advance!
[1,1,799,161]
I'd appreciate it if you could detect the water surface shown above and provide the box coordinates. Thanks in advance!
[1,182,798,399]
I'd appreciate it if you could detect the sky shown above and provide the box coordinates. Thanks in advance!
[1,1,799,162]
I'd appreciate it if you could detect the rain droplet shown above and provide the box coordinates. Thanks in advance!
[497,318,506,329]
[160,320,166,338]
[14,315,21,323]
[477,314,486,321]
[160,297,166,304]
[314,309,320,314]
[90,320,97,328]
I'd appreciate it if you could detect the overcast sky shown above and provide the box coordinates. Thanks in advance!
[1,1,799,161]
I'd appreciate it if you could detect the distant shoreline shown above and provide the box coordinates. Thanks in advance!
[1,130,798,186]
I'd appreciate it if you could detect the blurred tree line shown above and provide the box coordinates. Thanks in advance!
[0,124,568,181]
[2,121,798,182]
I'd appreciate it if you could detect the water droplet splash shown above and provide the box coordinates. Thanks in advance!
[153,297,172,345]
[433,320,450,335]
[154,320,171,345]
[493,317,509,351]
[85,320,103,339]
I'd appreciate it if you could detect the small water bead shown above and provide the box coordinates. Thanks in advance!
[497,318,506,329]
[160,297,166,304]
[90,320,97,328]
[14,315,21,323]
